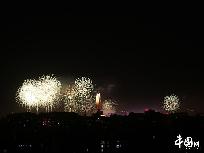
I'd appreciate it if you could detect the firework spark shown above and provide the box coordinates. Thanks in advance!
[74,77,94,97]
[74,77,95,115]
[163,94,180,113]
[39,75,62,112]
[64,84,78,112]
[64,77,96,115]
[16,79,41,111]
[102,99,117,116]
[16,75,61,113]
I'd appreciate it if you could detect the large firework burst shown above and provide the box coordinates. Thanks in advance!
[16,75,61,113]
[64,77,96,115]
[163,94,180,113]
[39,75,62,112]
[16,79,41,111]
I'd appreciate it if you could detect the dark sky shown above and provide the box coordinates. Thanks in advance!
[1,4,204,115]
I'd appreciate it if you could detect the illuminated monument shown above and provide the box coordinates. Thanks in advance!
[96,93,101,110]
[95,93,103,115]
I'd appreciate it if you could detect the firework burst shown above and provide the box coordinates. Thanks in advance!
[74,77,95,115]
[39,75,62,112]
[74,77,94,97]
[64,84,78,112]
[16,75,61,113]
[64,77,96,115]
[16,79,41,111]
[163,94,180,113]
[102,99,117,116]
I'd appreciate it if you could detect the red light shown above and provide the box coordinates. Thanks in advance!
[144,108,149,112]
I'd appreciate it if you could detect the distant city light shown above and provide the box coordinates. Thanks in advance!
[144,108,149,112]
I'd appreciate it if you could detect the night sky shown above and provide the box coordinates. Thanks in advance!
[1,4,204,115]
